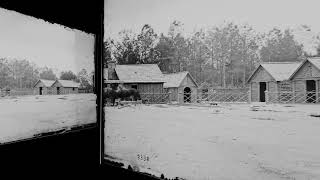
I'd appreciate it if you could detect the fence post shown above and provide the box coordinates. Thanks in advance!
[265,90,269,104]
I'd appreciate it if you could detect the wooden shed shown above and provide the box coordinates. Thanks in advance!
[247,62,301,102]
[105,60,165,94]
[163,71,198,103]
[33,79,55,95]
[51,79,80,95]
[288,57,320,103]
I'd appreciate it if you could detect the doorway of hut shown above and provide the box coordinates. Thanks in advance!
[184,87,191,103]
[39,87,43,95]
[259,82,266,102]
[306,80,316,103]
[57,87,60,95]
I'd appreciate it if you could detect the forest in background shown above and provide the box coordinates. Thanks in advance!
[0,58,94,90]
[104,21,320,88]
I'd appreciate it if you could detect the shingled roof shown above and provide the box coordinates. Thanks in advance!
[163,71,198,88]
[34,79,55,87]
[56,80,80,88]
[113,64,165,83]
[247,62,302,82]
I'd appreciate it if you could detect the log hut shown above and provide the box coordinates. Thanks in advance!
[51,79,80,95]
[247,62,301,102]
[104,60,166,103]
[288,57,320,103]
[163,71,198,103]
[33,79,55,95]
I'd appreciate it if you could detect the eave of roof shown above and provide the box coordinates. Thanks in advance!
[246,65,276,83]
[163,71,198,88]
[288,58,320,80]
[247,62,301,83]
[114,64,165,83]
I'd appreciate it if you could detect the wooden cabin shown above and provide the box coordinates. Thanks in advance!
[163,71,198,103]
[247,62,301,102]
[288,57,320,103]
[51,79,80,95]
[105,60,165,94]
[33,79,55,95]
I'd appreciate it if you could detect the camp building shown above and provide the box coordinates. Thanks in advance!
[247,62,301,102]
[163,71,198,103]
[288,57,320,103]
[33,79,55,95]
[51,79,80,95]
[105,60,165,94]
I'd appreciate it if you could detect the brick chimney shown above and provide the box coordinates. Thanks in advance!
[107,60,117,80]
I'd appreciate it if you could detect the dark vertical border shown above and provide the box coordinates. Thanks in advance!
[97,1,105,164]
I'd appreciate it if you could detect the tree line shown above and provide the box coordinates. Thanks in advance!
[104,21,320,88]
[0,58,94,90]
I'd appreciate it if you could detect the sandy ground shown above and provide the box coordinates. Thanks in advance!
[0,94,96,143]
[105,103,320,180]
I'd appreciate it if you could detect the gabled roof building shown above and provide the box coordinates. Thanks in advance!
[247,61,301,102]
[247,58,320,103]
[163,71,198,103]
[105,60,165,94]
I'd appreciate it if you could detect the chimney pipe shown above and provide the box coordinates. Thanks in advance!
[107,60,117,80]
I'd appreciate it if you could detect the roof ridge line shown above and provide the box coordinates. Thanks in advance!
[261,62,300,64]
[116,64,158,66]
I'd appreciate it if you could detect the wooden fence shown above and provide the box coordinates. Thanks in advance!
[1,88,92,97]
[196,91,250,103]
[140,93,170,104]
[265,91,320,104]
[78,89,93,93]
[1,89,36,97]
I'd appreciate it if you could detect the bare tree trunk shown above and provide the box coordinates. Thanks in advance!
[243,69,246,87]
[222,58,226,88]
[199,45,202,83]
[231,72,234,87]
[220,60,223,87]
[211,46,214,86]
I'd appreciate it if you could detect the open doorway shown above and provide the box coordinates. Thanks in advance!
[39,87,43,95]
[57,87,60,95]
[259,82,266,102]
[184,87,191,103]
[306,80,316,103]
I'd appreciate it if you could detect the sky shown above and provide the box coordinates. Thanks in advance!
[0,7,95,76]
[105,0,320,53]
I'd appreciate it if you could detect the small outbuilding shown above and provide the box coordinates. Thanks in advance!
[105,60,165,94]
[33,79,55,95]
[51,79,80,95]
[163,71,198,103]
[289,57,320,103]
[247,62,301,102]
